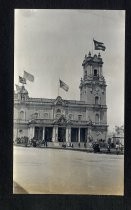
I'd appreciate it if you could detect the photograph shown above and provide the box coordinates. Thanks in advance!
[13,9,125,195]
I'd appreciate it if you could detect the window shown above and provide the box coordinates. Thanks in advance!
[94,69,97,76]
[44,113,48,118]
[69,114,72,119]
[95,114,99,124]
[20,111,24,120]
[85,70,87,76]
[78,115,82,121]
[95,96,99,105]
[56,109,61,113]
[100,112,104,121]
[21,94,25,101]
[34,113,38,119]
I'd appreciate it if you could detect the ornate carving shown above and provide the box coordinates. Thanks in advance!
[54,96,66,106]
[53,115,72,126]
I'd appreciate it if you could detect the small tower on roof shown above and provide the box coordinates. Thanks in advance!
[16,85,29,101]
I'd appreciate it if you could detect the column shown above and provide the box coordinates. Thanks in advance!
[85,128,88,143]
[52,126,58,142]
[98,66,100,76]
[100,66,103,76]
[28,127,30,140]
[32,127,35,139]
[66,127,68,142]
[90,65,92,75]
[29,126,34,139]
[88,126,92,142]
[91,65,93,75]
[78,127,80,142]
[68,127,71,142]
[52,126,55,142]
[43,127,45,140]
[55,126,58,142]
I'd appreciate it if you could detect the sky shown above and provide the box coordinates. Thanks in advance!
[14,9,125,132]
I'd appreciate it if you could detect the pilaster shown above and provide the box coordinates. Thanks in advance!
[78,127,80,142]
[43,127,45,140]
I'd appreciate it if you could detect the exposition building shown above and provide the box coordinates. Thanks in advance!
[14,52,108,146]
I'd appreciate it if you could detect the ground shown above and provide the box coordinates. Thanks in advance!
[13,146,124,195]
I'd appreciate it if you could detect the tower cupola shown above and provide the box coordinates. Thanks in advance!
[17,86,29,101]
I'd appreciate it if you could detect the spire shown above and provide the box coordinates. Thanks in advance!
[98,52,101,58]
[88,51,91,57]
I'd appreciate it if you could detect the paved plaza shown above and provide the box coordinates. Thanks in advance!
[13,146,124,195]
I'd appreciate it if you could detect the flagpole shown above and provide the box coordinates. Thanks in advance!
[92,38,94,56]
[58,78,60,96]
[92,38,93,55]
[65,90,68,101]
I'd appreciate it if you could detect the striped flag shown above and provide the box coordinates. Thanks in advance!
[59,79,69,92]
[19,76,26,84]
[24,71,34,82]
[93,39,106,51]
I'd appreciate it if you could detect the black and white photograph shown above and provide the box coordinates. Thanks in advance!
[13,9,125,195]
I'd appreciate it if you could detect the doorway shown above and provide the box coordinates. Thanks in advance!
[45,127,53,142]
[34,127,43,140]
[71,128,78,142]
[58,127,66,142]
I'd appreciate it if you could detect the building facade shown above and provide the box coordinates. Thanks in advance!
[14,52,108,145]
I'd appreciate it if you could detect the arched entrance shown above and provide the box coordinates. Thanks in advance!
[80,128,86,142]
[34,127,43,140]
[58,127,66,142]
[45,127,53,142]
[71,128,78,142]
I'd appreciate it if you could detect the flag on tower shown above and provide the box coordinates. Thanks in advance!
[19,76,26,84]
[59,79,69,92]
[24,71,34,82]
[93,39,106,51]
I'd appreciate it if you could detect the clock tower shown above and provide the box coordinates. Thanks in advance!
[79,51,106,106]
[79,51,107,133]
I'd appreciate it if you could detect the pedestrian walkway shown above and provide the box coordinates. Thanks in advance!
[13,143,124,155]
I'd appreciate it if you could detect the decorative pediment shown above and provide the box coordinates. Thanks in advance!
[53,115,72,126]
[54,96,66,106]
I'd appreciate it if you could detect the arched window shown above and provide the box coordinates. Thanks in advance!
[20,111,24,120]
[56,109,61,113]
[78,115,82,121]
[69,114,72,119]
[94,69,97,76]
[44,113,48,118]
[95,96,99,105]
[34,113,38,119]
[95,114,99,124]
[56,109,61,119]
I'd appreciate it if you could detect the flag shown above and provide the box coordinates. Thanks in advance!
[24,71,34,82]
[93,39,106,51]
[15,84,21,91]
[59,79,69,92]
[19,76,26,84]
